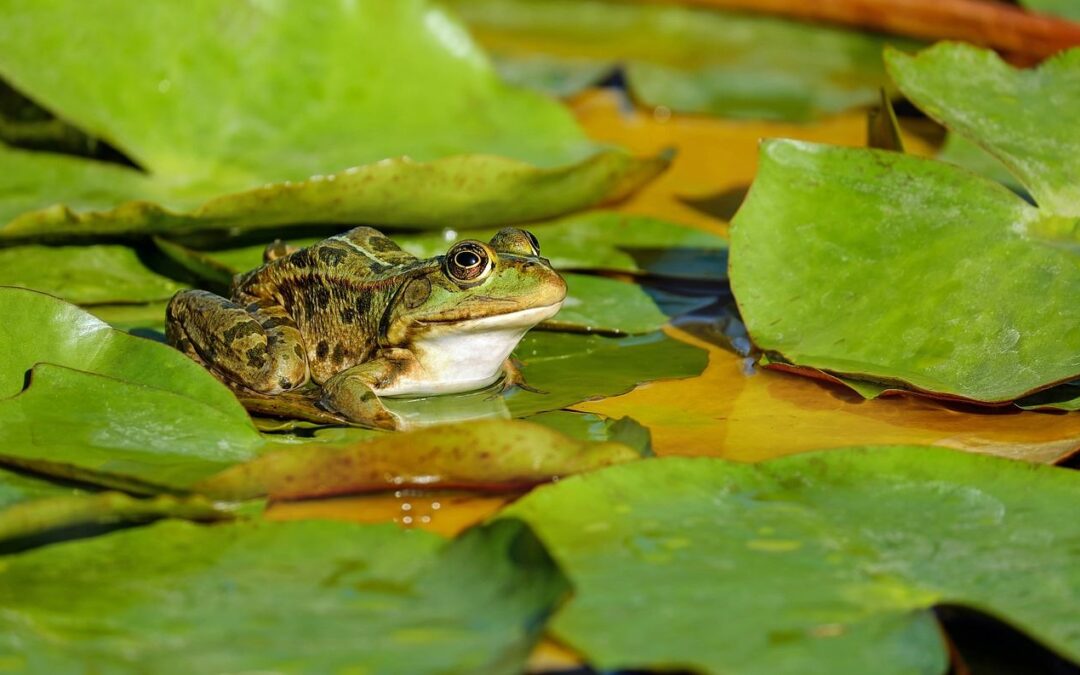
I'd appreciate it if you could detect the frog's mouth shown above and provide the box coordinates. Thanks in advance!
[421,301,564,331]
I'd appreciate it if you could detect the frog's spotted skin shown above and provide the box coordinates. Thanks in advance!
[166,226,565,429]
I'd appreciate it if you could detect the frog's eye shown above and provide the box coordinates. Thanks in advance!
[489,227,540,256]
[524,230,540,255]
[445,241,494,286]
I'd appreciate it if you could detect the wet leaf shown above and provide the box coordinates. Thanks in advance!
[0,0,662,239]
[0,244,186,304]
[447,0,915,121]
[505,331,709,417]
[730,140,1080,403]
[0,492,228,545]
[0,286,245,411]
[527,412,653,457]
[0,518,566,674]
[197,419,642,501]
[504,446,1080,674]
[887,43,1080,218]
[578,327,1080,465]
[0,363,265,492]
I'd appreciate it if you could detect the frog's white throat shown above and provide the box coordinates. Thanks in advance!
[374,302,563,397]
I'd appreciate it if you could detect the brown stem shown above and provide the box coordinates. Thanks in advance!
[646,0,1080,62]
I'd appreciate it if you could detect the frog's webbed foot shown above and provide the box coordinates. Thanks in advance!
[319,351,418,431]
[501,358,546,394]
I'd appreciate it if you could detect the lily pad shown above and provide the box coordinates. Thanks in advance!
[0,0,663,239]
[0,286,246,411]
[503,446,1080,674]
[0,244,186,304]
[506,331,709,417]
[0,492,228,545]
[446,0,916,121]
[886,43,1080,218]
[0,518,566,674]
[0,466,81,509]
[730,139,1080,402]
[0,363,266,492]
[197,419,642,501]
[1021,1,1080,23]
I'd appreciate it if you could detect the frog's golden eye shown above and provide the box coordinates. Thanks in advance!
[445,241,494,286]
[489,227,540,256]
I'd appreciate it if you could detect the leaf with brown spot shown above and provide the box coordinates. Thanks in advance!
[195,419,643,501]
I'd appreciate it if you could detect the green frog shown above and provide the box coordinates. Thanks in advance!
[165,226,566,430]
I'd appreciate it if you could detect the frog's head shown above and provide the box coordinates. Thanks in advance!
[383,228,566,346]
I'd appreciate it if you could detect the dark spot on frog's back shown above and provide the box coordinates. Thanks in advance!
[289,249,313,269]
[340,307,356,324]
[318,246,348,266]
[311,286,331,307]
[331,343,347,365]
[316,340,330,361]
[366,236,402,253]
[222,320,261,345]
[245,346,267,369]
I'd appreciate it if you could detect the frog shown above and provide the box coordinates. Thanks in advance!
[165,226,566,430]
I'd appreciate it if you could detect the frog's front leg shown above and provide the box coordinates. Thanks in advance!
[319,349,420,430]
[165,290,309,394]
[500,358,545,394]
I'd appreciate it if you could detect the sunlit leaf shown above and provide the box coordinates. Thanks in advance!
[887,43,1080,217]
[0,518,566,674]
[0,0,662,239]
[447,0,916,121]
[0,286,245,411]
[730,140,1080,403]
[504,446,1080,674]
[0,364,265,492]
[0,244,185,304]
[197,419,641,501]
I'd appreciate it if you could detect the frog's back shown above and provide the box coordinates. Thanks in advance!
[232,227,433,381]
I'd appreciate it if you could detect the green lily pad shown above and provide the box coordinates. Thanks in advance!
[730,139,1080,402]
[937,134,1027,196]
[0,244,186,304]
[197,419,642,501]
[506,331,709,417]
[446,0,917,121]
[0,286,246,410]
[0,492,229,546]
[503,446,1080,674]
[0,518,566,674]
[0,467,81,510]
[85,301,169,333]
[395,211,728,279]
[886,44,1080,218]
[0,0,663,240]
[1020,0,1080,21]
[0,363,265,492]
[527,412,653,456]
